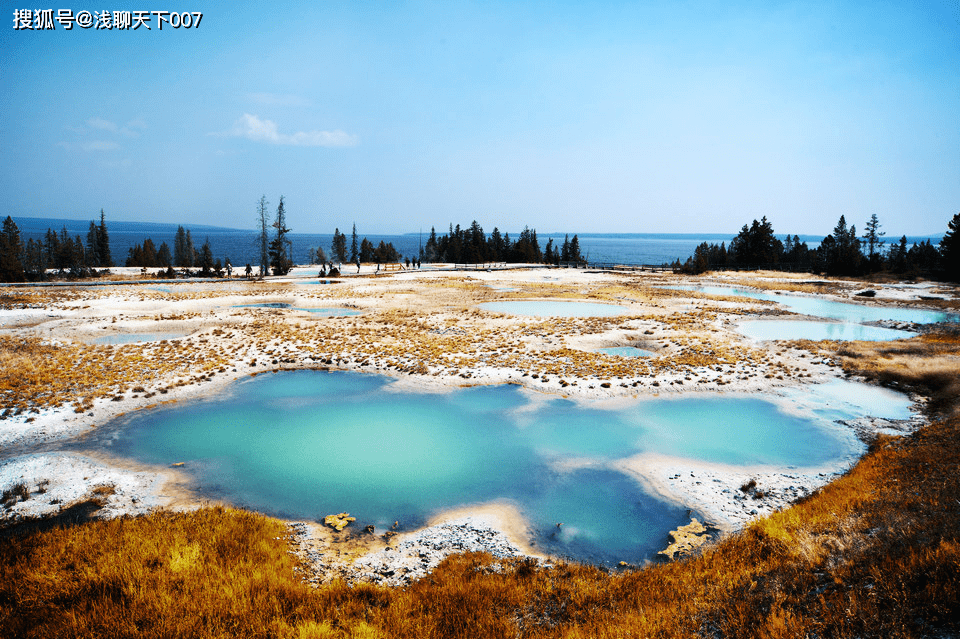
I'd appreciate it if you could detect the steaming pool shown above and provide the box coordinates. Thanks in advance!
[84,370,913,565]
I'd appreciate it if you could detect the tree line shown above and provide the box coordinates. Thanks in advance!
[125,226,230,278]
[676,212,960,282]
[318,224,402,266]
[411,221,584,265]
[0,211,112,282]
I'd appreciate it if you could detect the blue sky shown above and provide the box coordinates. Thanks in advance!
[2,0,958,235]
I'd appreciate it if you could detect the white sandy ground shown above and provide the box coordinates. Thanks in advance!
[0,267,955,579]
[0,452,176,521]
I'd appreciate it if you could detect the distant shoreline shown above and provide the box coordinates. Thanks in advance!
[12,216,945,244]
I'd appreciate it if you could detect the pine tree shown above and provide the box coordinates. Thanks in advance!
[940,212,960,282]
[200,238,214,275]
[157,242,172,268]
[569,235,582,263]
[96,210,112,267]
[331,228,347,263]
[350,223,359,263]
[862,213,885,271]
[269,196,292,275]
[86,221,101,267]
[0,216,25,282]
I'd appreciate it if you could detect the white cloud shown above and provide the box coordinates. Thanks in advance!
[219,113,357,147]
[87,117,118,132]
[82,117,144,138]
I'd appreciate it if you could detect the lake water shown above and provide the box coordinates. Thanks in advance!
[90,370,904,565]
[479,300,628,317]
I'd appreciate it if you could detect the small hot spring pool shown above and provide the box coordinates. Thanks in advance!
[598,346,656,357]
[87,371,911,565]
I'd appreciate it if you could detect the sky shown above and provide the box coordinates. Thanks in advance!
[2,1,958,236]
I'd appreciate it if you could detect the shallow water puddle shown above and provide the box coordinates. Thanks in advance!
[598,346,655,357]
[91,371,909,564]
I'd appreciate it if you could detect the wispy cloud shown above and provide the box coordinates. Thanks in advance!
[84,117,145,138]
[87,117,118,132]
[217,113,358,147]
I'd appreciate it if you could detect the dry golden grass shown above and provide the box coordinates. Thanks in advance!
[0,334,231,416]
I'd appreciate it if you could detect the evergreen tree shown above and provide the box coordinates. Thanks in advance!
[174,226,195,267]
[23,238,44,278]
[862,213,885,271]
[350,223,359,263]
[359,237,375,262]
[0,216,25,282]
[199,238,215,275]
[96,210,112,267]
[86,221,101,267]
[156,242,172,268]
[940,212,960,282]
[569,235,582,263]
[889,236,908,274]
[488,227,504,262]
[331,228,347,262]
[729,217,782,267]
[269,195,293,275]
[373,240,400,263]
[423,227,439,262]
[820,215,862,275]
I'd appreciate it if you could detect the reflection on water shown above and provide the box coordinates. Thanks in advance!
[88,370,908,565]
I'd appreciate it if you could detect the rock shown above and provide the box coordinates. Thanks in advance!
[323,512,356,532]
[658,518,712,560]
